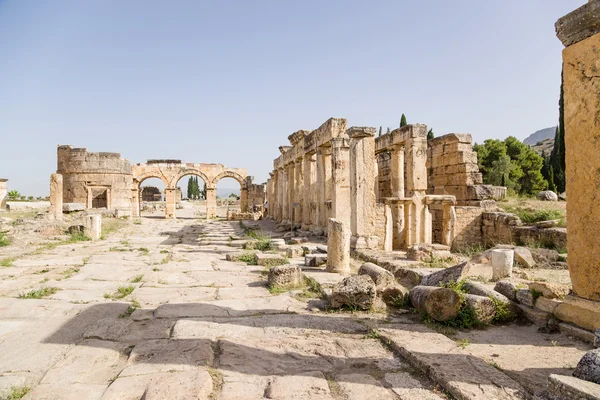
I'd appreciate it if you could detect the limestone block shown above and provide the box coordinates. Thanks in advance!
[268,265,303,289]
[84,215,102,240]
[142,370,213,400]
[537,190,558,201]
[305,254,327,267]
[285,246,304,258]
[420,261,472,287]
[535,297,562,314]
[518,304,551,327]
[464,294,496,325]
[514,247,536,268]
[574,349,600,384]
[491,249,514,281]
[330,275,376,310]
[547,374,600,400]
[358,262,395,290]
[409,286,461,322]
[554,295,600,331]
[516,289,534,307]
[63,203,86,212]
[381,285,409,307]
[254,253,287,267]
[528,281,569,300]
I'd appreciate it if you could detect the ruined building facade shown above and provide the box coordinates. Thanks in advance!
[51,145,265,219]
[266,118,505,251]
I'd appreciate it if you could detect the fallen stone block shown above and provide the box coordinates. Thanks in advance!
[493,280,518,301]
[228,239,247,248]
[514,247,536,268]
[289,236,308,245]
[393,268,426,289]
[464,281,519,317]
[547,374,600,400]
[381,285,409,308]
[301,244,318,255]
[535,297,562,313]
[553,294,600,332]
[528,281,569,300]
[574,349,600,385]
[358,262,395,290]
[516,288,535,307]
[420,261,472,287]
[559,323,597,345]
[518,304,550,326]
[268,265,303,289]
[63,202,86,212]
[330,275,376,310]
[464,294,496,325]
[316,244,328,254]
[305,254,327,267]
[225,251,257,262]
[537,190,558,201]
[285,246,304,258]
[254,253,287,267]
[409,286,461,322]
[270,238,287,249]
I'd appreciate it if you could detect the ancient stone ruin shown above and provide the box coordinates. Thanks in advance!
[50,145,266,219]
[0,178,7,210]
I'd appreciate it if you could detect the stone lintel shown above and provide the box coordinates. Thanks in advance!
[347,126,376,139]
[0,178,7,182]
[330,138,349,148]
[147,159,182,164]
[287,130,309,146]
[425,195,456,205]
[427,133,473,146]
[278,146,292,155]
[383,197,412,205]
[556,0,600,47]
[375,124,428,154]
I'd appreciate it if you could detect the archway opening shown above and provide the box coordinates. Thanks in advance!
[175,174,208,219]
[215,177,241,218]
[139,177,166,217]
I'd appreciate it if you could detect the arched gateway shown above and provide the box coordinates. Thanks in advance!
[132,160,248,219]
[50,146,253,220]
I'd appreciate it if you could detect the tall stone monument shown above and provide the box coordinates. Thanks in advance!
[554,0,600,331]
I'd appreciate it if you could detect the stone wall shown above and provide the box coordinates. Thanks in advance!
[482,212,520,246]
[451,206,483,251]
[141,186,162,202]
[0,179,7,210]
[245,177,266,212]
[376,152,392,200]
[373,203,387,250]
[57,145,133,212]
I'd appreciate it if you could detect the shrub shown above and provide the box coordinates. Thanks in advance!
[18,287,60,299]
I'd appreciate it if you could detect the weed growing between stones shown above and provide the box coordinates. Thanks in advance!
[456,338,470,348]
[105,285,135,300]
[0,232,11,247]
[100,218,127,240]
[530,289,543,305]
[18,287,60,299]
[137,247,149,255]
[0,384,30,400]
[0,257,15,267]
[435,280,484,330]
[237,252,258,265]
[60,267,80,280]
[130,274,144,283]
[489,296,515,324]
[364,328,381,339]
[68,232,91,243]
[423,255,454,269]
[119,299,141,318]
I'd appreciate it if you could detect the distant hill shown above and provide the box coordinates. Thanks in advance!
[523,127,557,146]
[217,188,240,198]
[529,138,555,156]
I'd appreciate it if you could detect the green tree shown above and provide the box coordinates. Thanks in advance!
[473,139,507,177]
[7,190,20,200]
[378,126,382,137]
[427,129,434,141]
[400,114,407,127]
[487,155,517,190]
[549,69,566,193]
[386,127,390,134]
[200,181,206,200]
[548,165,557,193]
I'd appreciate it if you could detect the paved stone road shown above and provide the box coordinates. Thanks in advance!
[0,208,444,400]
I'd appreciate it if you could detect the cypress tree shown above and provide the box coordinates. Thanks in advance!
[427,129,434,141]
[550,67,566,193]
[400,114,407,127]
[187,177,193,199]
[548,166,557,193]
[378,126,382,137]
[386,127,391,134]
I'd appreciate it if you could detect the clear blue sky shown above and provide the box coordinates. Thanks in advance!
[0,0,583,196]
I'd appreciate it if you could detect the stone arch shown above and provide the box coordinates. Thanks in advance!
[212,170,247,189]
[171,168,211,189]
[133,171,170,189]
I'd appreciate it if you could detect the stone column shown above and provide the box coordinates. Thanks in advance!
[405,126,429,197]
[302,153,315,230]
[277,168,284,222]
[294,158,304,227]
[554,1,600,321]
[205,187,216,219]
[287,162,295,224]
[272,170,279,220]
[327,218,350,274]
[0,179,7,210]
[323,147,333,227]
[49,173,63,220]
[165,188,178,219]
[281,165,289,224]
[390,145,405,198]
[240,188,248,212]
[267,173,274,218]
[330,138,350,226]
[85,215,102,240]
[315,147,326,233]
[131,188,140,218]
[348,127,378,249]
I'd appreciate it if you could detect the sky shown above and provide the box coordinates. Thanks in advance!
[0,0,583,196]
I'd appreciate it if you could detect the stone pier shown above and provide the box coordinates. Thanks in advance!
[327,218,350,274]
[0,178,7,211]
[85,215,102,240]
[49,173,63,220]
[554,0,600,329]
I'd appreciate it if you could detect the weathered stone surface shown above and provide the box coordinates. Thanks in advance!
[330,275,376,310]
[513,247,536,268]
[358,262,395,289]
[464,294,496,325]
[394,268,425,288]
[535,219,560,229]
[264,371,333,400]
[63,203,86,212]
[410,286,461,322]
[289,236,308,245]
[285,246,304,258]
[305,254,327,267]
[268,265,303,289]
[493,280,517,301]
[558,323,598,345]
[384,373,444,399]
[254,253,287,267]
[528,281,569,300]
[327,218,350,274]
[535,297,562,314]
[556,0,600,47]
[491,249,514,281]
[537,191,558,201]
[554,295,600,331]
[142,370,213,400]
[548,374,600,400]
[381,285,409,307]
[574,349,600,384]
[596,329,600,348]
[518,304,551,327]
[516,289,534,307]
[336,373,395,400]
[420,261,472,287]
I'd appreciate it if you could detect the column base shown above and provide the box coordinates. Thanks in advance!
[351,235,380,250]
[554,294,600,332]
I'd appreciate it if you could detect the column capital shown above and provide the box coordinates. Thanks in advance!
[330,137,349,148]
[347,126,376,139]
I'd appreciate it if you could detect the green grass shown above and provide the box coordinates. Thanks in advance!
[0,232,11,247]
[109,247,132,252]
[237,252,258,265]
[105,285,135,300]
[132,219,142,225]
[490,296,515,324]
[137,247,149,255]
[0,257,15,267]
[100,218,126,239]
[423,255,454,269]
[0,385,30,400]
[500,206,565,226]
[18,287,60,299]
[119,299,141,318]
[530,289,543,305]
[453,244,488,257]
[130,274,144,283]
[68,231,91,243]
[61,267,80,279]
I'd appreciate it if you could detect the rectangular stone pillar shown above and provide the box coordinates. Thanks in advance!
[330,138,350,227]
[348,127,378,249]
[294,158,304,227]
[131,188,140,218]
[302,153,315,230]
[49,173,63,220]
[277,168,284,222]
[390,145,405,198]
[205,188,216,219]
[165,188,178,219]
[315,147,327,233]
[323,147,333,227]
[0,179,7,211]
[240,188,248,212]
[287,162,295,224]
[85,215,102,240]
[281,166,290,224]
[557,1,600,303]
[405,126,428,196]
[327,218,350,274]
